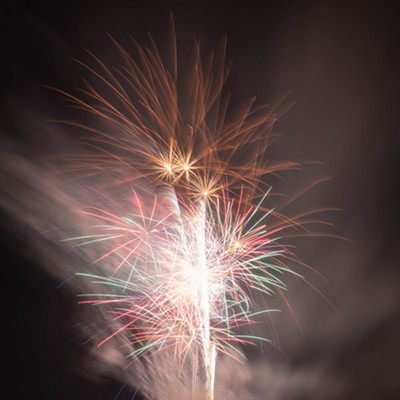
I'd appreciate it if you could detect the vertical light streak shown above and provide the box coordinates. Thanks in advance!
[195,199,214,400]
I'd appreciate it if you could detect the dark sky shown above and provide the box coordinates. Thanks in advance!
[1,1,399,399]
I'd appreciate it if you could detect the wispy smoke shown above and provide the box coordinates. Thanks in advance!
[2,94,399,400]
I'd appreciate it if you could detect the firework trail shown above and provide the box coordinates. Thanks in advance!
[52,17,322,399]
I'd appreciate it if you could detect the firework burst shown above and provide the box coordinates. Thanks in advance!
[56,17,321,400]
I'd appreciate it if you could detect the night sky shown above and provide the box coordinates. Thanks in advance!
[1,1,399,399]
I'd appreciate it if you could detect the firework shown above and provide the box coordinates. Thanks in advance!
[58,17,311,400]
